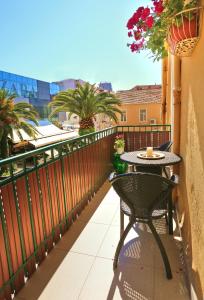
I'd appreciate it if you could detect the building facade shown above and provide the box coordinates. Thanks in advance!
[52,79,86,123]
[99,82,112,92]
[0,71,115,127]
[163,5,204,297]
[115,85,162,126]
[0,70,60,118]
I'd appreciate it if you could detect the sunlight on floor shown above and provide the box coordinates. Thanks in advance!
[14,181,190,300]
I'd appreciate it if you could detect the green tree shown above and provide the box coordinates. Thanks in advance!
[49,83,122,135]
[0,89,39,167]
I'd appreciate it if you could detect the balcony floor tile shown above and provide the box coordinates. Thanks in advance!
[14,182,190,300]
[154,267,189,300]
[78,257,154,300]
[70,222,109,256]
[38,252,95,300]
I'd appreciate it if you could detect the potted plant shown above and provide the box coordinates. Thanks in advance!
[114,134,125,154]
[113,134,128,173]
[126,0,200,60]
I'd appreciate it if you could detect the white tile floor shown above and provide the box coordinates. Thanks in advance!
[14,181,190,300]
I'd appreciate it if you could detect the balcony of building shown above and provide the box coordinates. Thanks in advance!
[13,182,189,300]
[0,125,190,300]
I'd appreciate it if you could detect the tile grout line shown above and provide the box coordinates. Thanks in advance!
[69,250,97,259]
[77,199,119,299]
[79,204,119,225]
[76,255,98,300]
[95,203,121,258]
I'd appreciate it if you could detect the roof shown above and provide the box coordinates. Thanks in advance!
[116,85,162,104]
[11,125,78,149]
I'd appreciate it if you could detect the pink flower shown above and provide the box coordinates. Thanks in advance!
[130,43,137,52]
[126,18,134,30]
[132,12,140,24]
[129,41,144,53]
[115,134,124,140]
[136,6,144,18]
[128,31,133,37]
[145,16,154,28]
[153,0,164,15]
[141,7,150,20]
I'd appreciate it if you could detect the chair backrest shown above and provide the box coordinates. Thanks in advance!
[158,141,173,152]
[110,172,175,219]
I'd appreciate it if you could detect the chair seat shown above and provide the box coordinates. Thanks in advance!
[121,200,167,219]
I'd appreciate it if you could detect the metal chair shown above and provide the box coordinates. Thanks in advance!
[157,141,173,152]
[138,141,173,152]
[109,172,176,279]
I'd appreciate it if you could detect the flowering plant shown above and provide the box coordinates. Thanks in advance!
[114,134,125,149]
[127,0,198,60]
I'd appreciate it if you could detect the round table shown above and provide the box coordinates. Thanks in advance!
[120,151,182,168]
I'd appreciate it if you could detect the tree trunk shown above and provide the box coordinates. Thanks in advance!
[79,117,95,129]
[79,117,95,136]
[0,132,9,174]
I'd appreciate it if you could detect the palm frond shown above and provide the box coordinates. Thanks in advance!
[48,83,122,127]
[0,88,39,157]
[18,122,39,139]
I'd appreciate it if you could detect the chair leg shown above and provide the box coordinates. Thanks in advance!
[164,213,168,225]
[148,221,172,279]
[113,219,134,270]
[120,209,124,237]
[163,167,170,179]
[167,193,173,235]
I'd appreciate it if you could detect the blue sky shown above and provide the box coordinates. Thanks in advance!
[0,0,161,91]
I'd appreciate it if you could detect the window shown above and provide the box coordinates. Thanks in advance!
[139,109,147,122]
[121,111,127,122]
[150,118,156,124]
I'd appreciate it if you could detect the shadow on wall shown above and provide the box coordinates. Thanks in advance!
[179,65,204,299]
[190,270,203,300]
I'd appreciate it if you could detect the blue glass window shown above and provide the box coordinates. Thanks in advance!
[50,83,60,95]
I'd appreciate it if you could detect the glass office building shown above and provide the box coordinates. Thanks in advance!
[0,70,60,118]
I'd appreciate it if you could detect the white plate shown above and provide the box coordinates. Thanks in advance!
[137,152,165,160]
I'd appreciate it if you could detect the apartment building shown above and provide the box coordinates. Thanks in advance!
[116,85,162,125]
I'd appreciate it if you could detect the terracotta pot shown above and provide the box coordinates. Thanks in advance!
[168,17,198,55]
[170,17,197,43]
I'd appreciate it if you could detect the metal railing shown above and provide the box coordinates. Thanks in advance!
[0,124,171,298]
[118,124,171,151]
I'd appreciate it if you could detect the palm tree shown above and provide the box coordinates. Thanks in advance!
[49,82,122,135]
[0,89,39,165]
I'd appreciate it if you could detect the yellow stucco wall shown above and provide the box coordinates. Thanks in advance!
[175,7,204,299]
[117,103,162,126]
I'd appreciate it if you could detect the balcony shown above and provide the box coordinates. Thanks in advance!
[0,125,190,300]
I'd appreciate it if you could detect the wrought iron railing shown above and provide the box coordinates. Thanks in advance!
[0,124,171,298]
[118,124,171,151]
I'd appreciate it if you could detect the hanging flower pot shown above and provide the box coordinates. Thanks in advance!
[126,1,203,61]
[167,7,203,57]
